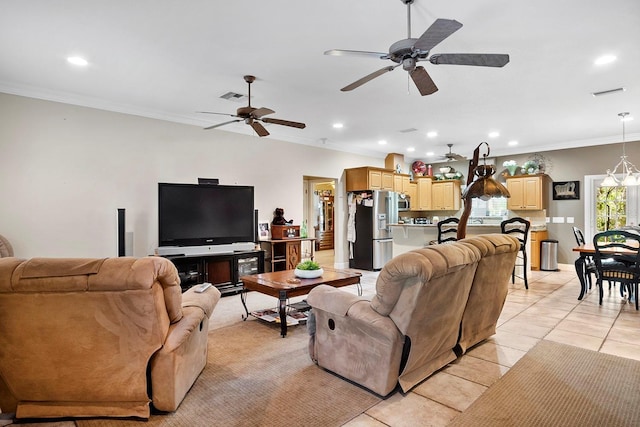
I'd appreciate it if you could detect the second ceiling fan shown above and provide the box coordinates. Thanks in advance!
[198,75,306,137]
[325,0,510,96]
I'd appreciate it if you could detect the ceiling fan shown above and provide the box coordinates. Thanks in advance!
[325,0,509,96]
[441,144,466,161]
[198,75,306,137]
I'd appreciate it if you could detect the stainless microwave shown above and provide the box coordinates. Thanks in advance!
[398,197,410,211]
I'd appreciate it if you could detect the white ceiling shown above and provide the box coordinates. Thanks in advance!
[1,0,639,164]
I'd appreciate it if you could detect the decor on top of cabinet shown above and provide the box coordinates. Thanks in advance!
[412,160,427,176]
[272,208,293,225]
[521,160,539,175]
[503,160,518,176]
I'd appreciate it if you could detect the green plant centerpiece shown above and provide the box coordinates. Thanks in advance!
[294,260,323,278]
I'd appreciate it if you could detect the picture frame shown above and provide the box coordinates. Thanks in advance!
[257,222,270,240]
[553,180,580,200]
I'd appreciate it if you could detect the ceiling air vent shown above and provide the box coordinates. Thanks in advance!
[220,91,247,102]
[591,87,625,97]
[399,128,418,133]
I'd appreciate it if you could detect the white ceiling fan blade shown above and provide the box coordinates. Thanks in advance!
[324,49,388,59]
[204,119,242,130]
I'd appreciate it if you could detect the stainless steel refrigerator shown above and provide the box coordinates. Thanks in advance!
[349,190,398,270]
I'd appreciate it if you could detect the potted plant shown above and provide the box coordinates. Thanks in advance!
[294,260,323,278]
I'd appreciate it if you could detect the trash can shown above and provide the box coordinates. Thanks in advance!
[540,239,559,271]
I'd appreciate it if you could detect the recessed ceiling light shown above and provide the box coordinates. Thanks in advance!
[332,123,344,129]
[378,140,387,145]
[67,56,88,66]
[508,140,518,146]
[407,147,415,152]
[620,115,634,122]
[426,131,438,138]
[425,151,435,156]
[595,54,617,66]
[488,131,500,138]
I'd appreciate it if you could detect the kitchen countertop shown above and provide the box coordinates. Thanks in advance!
[390,223,503,227]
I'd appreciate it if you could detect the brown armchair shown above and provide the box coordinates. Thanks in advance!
[0,256,220,419]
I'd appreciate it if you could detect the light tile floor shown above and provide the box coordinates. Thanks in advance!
[5,251,640,427]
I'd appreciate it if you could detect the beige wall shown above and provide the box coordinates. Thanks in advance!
[2,92,639,265]
[0,93,381,261]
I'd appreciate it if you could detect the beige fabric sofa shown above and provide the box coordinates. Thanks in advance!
[307,234,518,396]
[0,256,220,419]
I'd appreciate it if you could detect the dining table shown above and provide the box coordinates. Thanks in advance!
[572,243,637,300]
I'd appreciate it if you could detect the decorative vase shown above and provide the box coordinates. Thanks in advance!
[294,268,323,279]
[505,165,518,176]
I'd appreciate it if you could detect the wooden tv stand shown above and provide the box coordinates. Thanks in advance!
[162,249,265,296]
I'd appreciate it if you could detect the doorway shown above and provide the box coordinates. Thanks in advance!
[303,176,336,267]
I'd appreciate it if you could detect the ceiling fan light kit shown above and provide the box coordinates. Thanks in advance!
[325,0,509,96]
[199,75,306,137]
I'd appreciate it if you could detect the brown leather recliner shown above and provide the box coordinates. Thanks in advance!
[307,234,518,397]
[0,256,220,419]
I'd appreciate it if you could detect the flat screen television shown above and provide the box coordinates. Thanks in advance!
[158,183,255,247]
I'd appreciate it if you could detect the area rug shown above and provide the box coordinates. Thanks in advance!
[449,340,640,426]
[77,320,381,427]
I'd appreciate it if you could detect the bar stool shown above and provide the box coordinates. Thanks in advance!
[501,217,530,289]
[437,217,459,244]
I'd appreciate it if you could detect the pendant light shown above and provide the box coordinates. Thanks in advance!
[601,112,638,187]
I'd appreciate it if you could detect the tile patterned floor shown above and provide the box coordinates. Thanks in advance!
[4,252,640,427]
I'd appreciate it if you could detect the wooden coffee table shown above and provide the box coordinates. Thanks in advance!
[240,267,362,337]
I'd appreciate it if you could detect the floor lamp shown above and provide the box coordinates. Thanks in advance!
[457,142,511,239]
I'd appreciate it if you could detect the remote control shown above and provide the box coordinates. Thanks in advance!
[195,282,213,293]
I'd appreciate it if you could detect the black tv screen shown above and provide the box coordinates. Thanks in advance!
[158,183,255,246]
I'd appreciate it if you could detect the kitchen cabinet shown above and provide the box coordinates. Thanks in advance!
[407,182,417,210]
[530,230,548,270]
[431,180,461,210]
[415,177,433,210]
[345,167,394,192]
[506,175,549,210]
[393,173,411,194]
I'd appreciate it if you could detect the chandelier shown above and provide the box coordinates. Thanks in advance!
[601,112,638,186]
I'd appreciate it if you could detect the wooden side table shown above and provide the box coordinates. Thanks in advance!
[259,238,316,272]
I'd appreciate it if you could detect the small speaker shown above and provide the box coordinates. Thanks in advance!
[254,209,259,242]
[198,177,219,185]
[117,208,125,257]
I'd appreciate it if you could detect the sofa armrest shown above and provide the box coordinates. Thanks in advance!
[181,286,221,319]
[307,284,368,316]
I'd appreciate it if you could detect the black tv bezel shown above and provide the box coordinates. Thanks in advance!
[158,182,255,247]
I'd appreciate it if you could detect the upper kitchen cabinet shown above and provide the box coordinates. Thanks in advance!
[505,175,549,210]
[345,167,395,192]
[393,173,411,194]
[415,176,433,210]
[431,180,461,210]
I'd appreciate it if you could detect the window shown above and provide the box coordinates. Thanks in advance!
[470,197,508,218]
[584,175,639,242]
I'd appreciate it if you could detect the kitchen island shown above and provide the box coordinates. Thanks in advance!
[389,223,504,257]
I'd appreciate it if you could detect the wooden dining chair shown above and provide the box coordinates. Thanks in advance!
[437,217,459,244]
[573,226,597,290]
[593,230,640,310]
[501,217,530,289]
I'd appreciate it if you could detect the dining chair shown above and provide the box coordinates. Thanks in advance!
[593,230,640,310]
[573,226,597,290]
[437,217,459,244]
[501,217,530,289]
